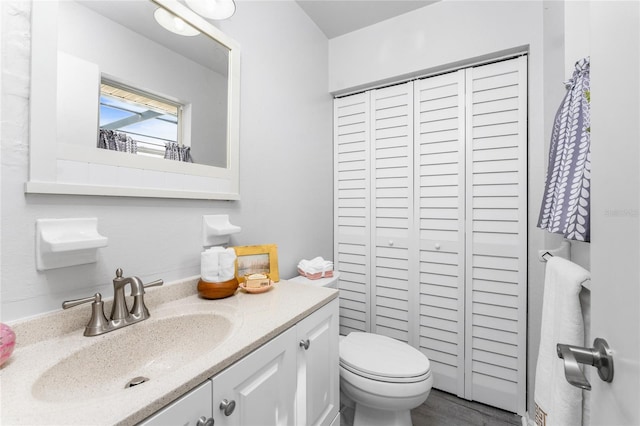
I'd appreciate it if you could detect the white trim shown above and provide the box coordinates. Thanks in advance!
[515,54,529,417]
[25,181,240,200]
[332,49,529,98]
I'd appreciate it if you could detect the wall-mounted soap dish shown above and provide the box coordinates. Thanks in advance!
[36,218,108,271]
[202,214,241,247]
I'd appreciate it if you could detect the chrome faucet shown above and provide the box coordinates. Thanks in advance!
[62,268,163,336]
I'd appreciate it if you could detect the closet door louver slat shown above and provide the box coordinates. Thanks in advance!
[334,93,371,336]
[370,82,415,344]
[414,70,466,396]
[464,56,527,414]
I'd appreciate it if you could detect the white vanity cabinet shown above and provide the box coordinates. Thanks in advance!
[211,326,298,425]
[139,381,213,426]
[138,298,339,426]
[296,299,340,426]
[211,299,339,426]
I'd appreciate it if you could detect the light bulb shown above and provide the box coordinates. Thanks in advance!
[173,16,185,32]
[186,0,236,20]
[154,8,200,37]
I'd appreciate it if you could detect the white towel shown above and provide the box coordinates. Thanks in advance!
[297,256,333,275]
[201,247,225,282]
[218,248,237,282]
[534,257,590,426]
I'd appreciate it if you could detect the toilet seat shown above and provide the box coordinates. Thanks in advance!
[340,332,431,383]
[340,361,431,383]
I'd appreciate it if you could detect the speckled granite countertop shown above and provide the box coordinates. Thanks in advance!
[0,277,337,425]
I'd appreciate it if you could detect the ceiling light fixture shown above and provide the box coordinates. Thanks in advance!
[185,0,236,20]
[154,8,200,37]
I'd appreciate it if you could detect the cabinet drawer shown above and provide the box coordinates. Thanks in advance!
[139,381,212,426]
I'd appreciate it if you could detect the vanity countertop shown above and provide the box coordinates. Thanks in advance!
[0,277,337,425]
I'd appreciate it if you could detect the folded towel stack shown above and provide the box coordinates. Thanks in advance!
[297,257,333,280]
[201,247,237,283]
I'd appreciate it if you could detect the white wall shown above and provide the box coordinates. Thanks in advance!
[590,2,640,422]
[0,0,333,322]
[328,0,565,417]
[563,0,591,271]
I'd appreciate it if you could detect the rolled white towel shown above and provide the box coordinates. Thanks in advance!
[218,248,237,281]
[201,247,224,282]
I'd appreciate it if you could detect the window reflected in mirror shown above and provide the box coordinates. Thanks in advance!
[98,80,193,162]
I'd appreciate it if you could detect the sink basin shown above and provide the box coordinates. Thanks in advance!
[32,311,235,403]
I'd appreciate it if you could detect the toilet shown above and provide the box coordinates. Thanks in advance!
[289,272,433,426]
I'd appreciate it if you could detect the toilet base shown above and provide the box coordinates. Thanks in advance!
[353,404,412,426]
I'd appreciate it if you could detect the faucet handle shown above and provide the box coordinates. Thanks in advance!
[144,279,163,289]
[62,293,110,337]
[62,293,102,310]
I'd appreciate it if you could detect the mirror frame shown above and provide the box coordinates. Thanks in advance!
[26,0,241,200]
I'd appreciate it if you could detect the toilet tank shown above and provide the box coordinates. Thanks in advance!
[288,271,340,289]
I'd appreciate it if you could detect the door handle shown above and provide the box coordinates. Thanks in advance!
[556,337,614,390]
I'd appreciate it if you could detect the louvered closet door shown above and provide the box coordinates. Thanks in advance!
[370,82,415,344]
[334,93,371,335]
[413,70,466,396]
[464,56,527,414]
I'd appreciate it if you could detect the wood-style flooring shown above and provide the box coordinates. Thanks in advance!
[341,389,522,426]
[410,389,522,426]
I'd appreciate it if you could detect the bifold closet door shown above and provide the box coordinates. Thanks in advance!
[369,82,416,344]
[333,55,527,415]
[464,56,527,414]
[334,93,371,336]
[413,70,466,397]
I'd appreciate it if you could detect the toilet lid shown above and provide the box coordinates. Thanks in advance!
[340,332,430,382]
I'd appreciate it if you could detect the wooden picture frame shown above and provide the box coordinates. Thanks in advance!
[233,244,279,282]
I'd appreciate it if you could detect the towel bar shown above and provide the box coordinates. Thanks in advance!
[538,241,571,262]
[540,243,591,290]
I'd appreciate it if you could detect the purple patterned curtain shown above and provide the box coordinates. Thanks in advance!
[538,57,591,242]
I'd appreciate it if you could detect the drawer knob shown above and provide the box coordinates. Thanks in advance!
[220,399,236,416]
[299,339,310,350]
[197,416,214,426]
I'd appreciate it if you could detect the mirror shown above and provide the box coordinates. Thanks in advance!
[27,0,241,200]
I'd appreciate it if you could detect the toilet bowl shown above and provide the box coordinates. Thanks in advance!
[289,273,433,426]
[339,332,432,426]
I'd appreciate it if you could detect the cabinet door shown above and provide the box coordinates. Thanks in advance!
[334,93,371,335]
[413,70,467,397]
[139,381,212,426]
[296,300,339,426]
[370,82,415,344]
[211,327,296,426]
[464,56,527,414]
